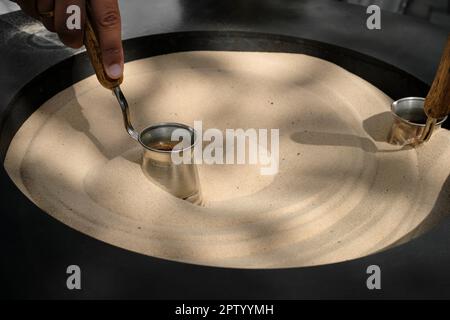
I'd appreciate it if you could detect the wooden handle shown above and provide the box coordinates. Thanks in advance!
[83,3,123,89]
[424,35,450,119]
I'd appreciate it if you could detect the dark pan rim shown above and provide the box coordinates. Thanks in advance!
[1,30,449,298]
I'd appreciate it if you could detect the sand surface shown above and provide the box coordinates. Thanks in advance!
[4,51,450,268]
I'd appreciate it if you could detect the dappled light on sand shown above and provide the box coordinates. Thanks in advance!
[4,51,450,268]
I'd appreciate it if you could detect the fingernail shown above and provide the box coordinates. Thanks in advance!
[107,64,122,79]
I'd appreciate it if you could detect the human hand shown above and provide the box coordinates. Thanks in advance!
[15,0,124,79]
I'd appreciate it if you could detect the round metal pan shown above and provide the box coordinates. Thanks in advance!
[1,31,449,299]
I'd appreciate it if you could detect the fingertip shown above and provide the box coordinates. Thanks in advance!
[106,63,123,79]
[102,47,124,79]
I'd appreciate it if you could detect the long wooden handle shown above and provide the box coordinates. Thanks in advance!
[83,3,123,89]
[424,35,450,119]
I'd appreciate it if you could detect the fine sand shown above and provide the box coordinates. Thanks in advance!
[4,51,450,268]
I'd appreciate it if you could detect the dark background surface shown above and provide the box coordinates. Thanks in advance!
[2,0,449,29]
[0,0,449,299]
[342,0,450,29]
